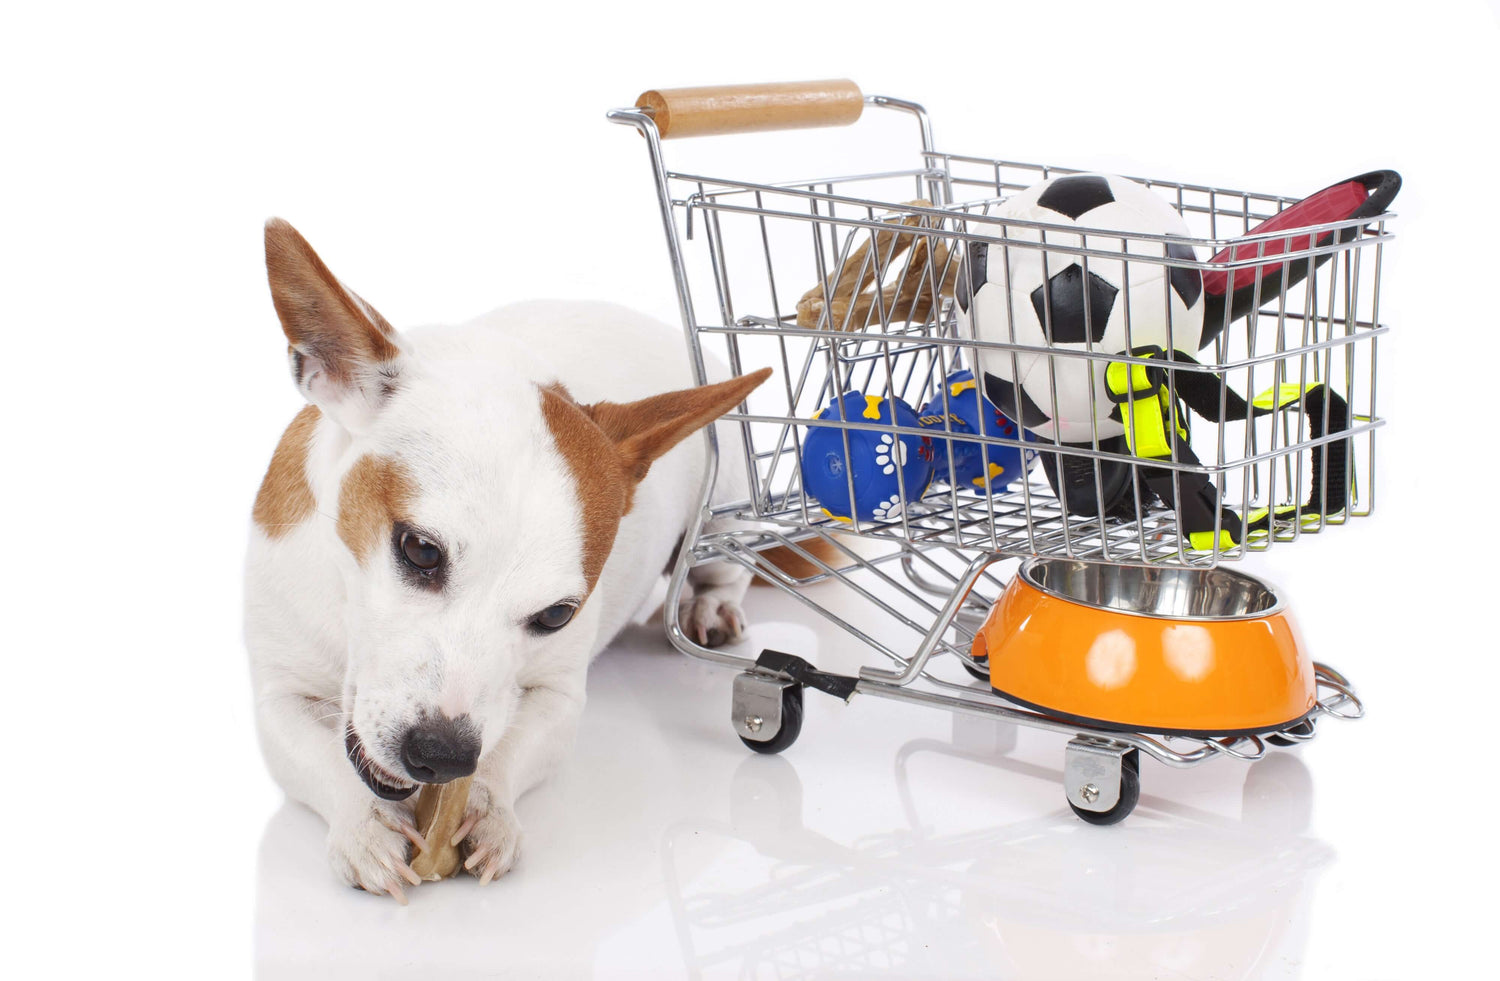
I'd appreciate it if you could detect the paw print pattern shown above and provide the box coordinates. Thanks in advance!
[874,433,908,475]
[872,495,905,521]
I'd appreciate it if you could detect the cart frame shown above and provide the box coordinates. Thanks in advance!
[607,83,1378,821]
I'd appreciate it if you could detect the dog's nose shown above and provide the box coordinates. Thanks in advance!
[399,716,480,783]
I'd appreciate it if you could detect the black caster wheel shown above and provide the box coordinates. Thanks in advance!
[961,655,990,683]
[739,683,804,755]
[1266,720,1315,747]
[1068,749,1140,825]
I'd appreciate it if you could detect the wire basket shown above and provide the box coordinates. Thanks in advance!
[681,168,1386,566]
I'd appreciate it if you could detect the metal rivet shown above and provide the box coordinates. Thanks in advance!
[745,716,763,733]
[1080,783,1100,804]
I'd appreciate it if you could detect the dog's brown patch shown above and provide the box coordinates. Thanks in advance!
[539,384,631,593]
[253,405,321,538]
[753,537,845,583]
[585,368,773,488]
[539,368,773,596]
[337,454,416,563]
[264,219,401,387]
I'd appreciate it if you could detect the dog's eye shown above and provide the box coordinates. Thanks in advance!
[530,602,578,632]
[399,531,443,572]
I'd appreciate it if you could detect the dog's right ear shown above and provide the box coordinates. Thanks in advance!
[264,218,404,433]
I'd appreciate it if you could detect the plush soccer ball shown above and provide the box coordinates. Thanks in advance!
[956,173,1205,444]
[801,392,934,522]
[918,370,1037,493]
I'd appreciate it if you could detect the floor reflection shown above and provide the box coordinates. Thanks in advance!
[662,719,1330,981]
[253,628,1333,980]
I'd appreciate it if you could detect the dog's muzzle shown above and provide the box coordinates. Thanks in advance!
[344,726,417,801]
[399,715,481,784]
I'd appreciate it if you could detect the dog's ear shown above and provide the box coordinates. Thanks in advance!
[264,218,404,432]
[586,367,773,484]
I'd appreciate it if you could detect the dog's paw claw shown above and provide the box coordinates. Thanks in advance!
[460,804,523,885]
[328,801,420,901]
[680,595,747,649]
[450,812,479,848]
[375,808,428,854]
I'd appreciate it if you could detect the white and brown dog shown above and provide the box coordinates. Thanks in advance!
[245,219,767,901]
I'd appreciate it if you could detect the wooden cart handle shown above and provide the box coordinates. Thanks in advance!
[635,80,863,140]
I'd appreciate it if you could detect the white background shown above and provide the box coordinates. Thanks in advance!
[3,1,1496,978]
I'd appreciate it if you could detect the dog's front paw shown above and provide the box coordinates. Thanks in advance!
[326,801,425,903]
[679,594,747,648]
[454,796,524,885]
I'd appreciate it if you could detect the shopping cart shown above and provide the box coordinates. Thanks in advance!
[607,80,1381,823]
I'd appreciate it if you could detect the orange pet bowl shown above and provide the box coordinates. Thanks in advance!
[974,559,1316,736]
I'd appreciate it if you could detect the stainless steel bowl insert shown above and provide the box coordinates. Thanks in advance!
[1019,558,1284,621]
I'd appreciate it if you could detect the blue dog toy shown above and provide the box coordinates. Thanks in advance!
[918,370,1037,493]
[800,392,934,522]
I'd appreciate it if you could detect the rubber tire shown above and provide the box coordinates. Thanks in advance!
[739,683,804,755]
[961,656,990,683]
[1068,748,1140,825]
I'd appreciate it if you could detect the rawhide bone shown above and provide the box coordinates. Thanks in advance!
[796,200,958,330]
[409,775,474,881]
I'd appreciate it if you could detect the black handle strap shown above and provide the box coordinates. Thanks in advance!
[1162,350,1352,531]
[756,649,860,702]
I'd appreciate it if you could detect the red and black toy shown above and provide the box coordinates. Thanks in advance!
[1198,170,1401,347]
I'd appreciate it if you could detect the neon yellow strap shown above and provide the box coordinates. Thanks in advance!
[1188,528,1237,551]
[1247,506,1337,529]
[1105,360,1155,398]
[1252,382,1319,412]
[1107,351,1187,460]
[1120,391,1173,459]
[1116,390,1189,461]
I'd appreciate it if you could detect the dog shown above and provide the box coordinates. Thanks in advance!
[245,219,768,900]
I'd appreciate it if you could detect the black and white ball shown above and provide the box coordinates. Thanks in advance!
[956,173,1204,444]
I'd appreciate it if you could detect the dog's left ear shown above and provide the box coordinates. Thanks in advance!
[587,367,773,485]
[264,218,405,433]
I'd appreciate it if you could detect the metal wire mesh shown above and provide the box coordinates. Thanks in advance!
[664,160,1385,567]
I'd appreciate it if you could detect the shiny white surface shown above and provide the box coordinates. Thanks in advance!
[252,532,1470,980]
[5,1,1496,977]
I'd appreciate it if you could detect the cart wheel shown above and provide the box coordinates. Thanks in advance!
[961,655,990,683]
[739,683,804,755]
[1068,749,1140,825]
